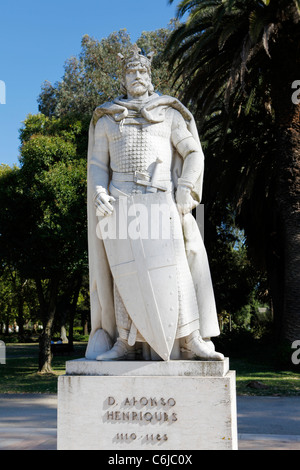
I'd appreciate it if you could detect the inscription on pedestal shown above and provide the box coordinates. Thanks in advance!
[104,395,178,445]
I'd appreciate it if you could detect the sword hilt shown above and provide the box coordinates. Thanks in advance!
[135,158,167,193]
[147,158,162,193]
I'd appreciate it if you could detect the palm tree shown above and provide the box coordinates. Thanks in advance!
[166,0,300,343]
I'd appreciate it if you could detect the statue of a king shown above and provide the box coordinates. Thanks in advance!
[85,45,224,362]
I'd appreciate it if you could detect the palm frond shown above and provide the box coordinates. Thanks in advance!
[217,16,244,50]
[294,0,300,12]
[244,86,256,115]
[166,0,296,123]
[171,0,221,19]
[249,10,265,43]
[262,23,276,57]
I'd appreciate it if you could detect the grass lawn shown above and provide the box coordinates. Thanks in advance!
[0,341,299,396]
[230,357,300,396]
[0,343,86,394]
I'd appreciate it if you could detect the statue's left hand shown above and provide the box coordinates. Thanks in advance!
[95,192,116,217]
[176,186,195,215]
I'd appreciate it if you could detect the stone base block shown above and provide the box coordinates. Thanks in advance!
[57,359,238,450]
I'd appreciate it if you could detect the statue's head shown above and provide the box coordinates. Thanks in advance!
[118,44,155,98]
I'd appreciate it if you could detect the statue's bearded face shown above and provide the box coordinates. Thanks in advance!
[124,63,152,98]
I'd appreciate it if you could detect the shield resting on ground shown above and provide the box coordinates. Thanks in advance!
[98,192,179,360]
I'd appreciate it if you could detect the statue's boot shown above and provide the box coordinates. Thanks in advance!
[181,331,224,361]
[96,337,135,361]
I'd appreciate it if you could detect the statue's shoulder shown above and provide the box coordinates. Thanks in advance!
[142,94,193,125]
[95,100,116,111]
[92,99,126,125]
[149,94,192,116]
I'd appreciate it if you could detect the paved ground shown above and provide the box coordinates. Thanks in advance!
[237,396,300,450]
[0,394,299,450]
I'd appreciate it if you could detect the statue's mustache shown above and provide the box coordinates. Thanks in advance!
[131,79,147,86]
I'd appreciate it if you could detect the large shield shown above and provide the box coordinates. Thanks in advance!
[97,192,179,360]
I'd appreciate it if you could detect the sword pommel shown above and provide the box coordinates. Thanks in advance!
[135,158,167,193]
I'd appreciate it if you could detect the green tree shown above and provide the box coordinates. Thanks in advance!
[209,212,267,315]
[0,269,16,335]
[20,115,87,372]
[38,24,180,120]
[0,165,39,337]
[0,117,87,372]
[166,0,300,343]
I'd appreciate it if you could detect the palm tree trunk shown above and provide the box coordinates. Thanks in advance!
[275,124,300,343]
[270,27,300,343]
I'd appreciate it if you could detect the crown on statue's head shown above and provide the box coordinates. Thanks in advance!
[118,44,154,73]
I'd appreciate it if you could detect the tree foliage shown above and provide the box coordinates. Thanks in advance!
[0,115,87,371]
[38,24,180,120]
[166,0,300,342]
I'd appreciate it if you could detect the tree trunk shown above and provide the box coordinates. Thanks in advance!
[270,23,300,343]
[39,319,54,374]
[68,275,82,350]
[36,278,59,373]
[275,125,300,343]
[83,317,89,336]
[17,298,25,338]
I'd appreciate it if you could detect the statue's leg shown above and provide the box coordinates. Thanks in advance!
[180,330,224,361]
[96,284,137,361]
[96,337,135,361]
[142,343,151,360]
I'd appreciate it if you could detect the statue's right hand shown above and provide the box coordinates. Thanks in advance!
[94,192,116,217]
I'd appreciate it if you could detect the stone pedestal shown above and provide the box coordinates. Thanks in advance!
[57,358,238,450]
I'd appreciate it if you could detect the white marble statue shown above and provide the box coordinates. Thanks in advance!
[85,45,224,362]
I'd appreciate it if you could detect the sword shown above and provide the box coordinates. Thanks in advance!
[134,158,167,193]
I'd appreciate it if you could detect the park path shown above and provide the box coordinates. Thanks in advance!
[0,394,300,450]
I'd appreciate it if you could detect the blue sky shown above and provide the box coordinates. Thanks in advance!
[0,0,180,167]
